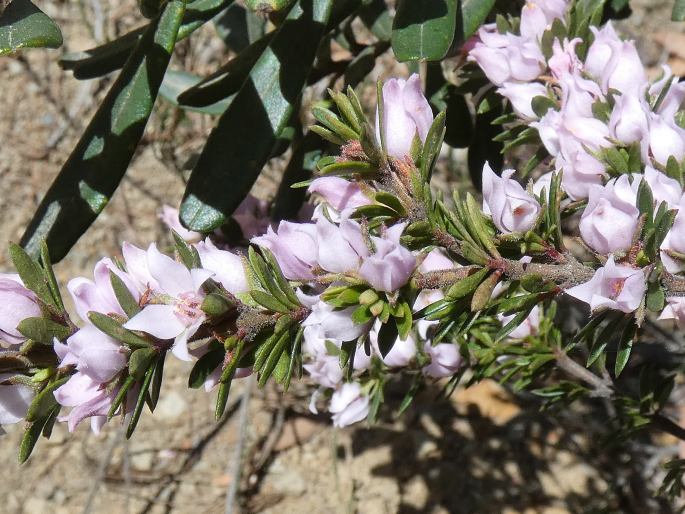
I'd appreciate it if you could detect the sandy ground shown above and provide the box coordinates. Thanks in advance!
[2,1,685,513]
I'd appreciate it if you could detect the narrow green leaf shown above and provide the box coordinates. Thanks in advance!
[391,0,458,62]
[88,312,152,349]
[129,348,158,380]
[126,364,155,438]
[19,407,58,463]
[446,267,489,300]
[9,243,56,308]
[39,241,64,312]
[110,271,141,318]
[420,111,446,181]
[180,0,335,232]
[0,0,62,56]
[615,325,635,377]
[108,376,135,419]
[21,0,186,261]
[149,351,165,411]
[172,230,202,269]
[258,329,290,386]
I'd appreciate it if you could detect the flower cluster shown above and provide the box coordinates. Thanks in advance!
[4,1,685,463]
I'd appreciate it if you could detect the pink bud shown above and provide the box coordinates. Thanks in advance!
[375,74,433,159]
[55,325,127,383]
[609,93,650,147]
[482,164,541,234]
[649,114,685,165]
[308,177,372,213]
[643,166,683,209]
[565,256,646,313]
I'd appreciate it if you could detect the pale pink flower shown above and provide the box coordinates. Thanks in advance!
[252,222,318,280]
[123,244,213,361]
[55,325,127,383]
[53,372,118,433]
[159,205,203,244]
[194,239,248,295]
[302,301,372,343]
[660,197,685,273]
[498,305,541,339]
[67,257,140,324]
[498,82,548,120]
[658,297,685,330]
[358,224,416,292]
[643,166,682,209]
[232,195,270,239]
[565,256,646,313]
[0,274,41,345]
[329,382,369,427]
[649,114,685,165]
[422,342,461,378]
[579,176,640,255]
[0,373,34,425]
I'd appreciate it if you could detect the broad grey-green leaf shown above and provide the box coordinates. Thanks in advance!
[180,0,335,231]
[0,0,62,56]
[160,70,232,115]
[391,0,457,62]
[20,0,186,261]
[460,0,497,39]
[60,0,234,80]
[674,0,685,21]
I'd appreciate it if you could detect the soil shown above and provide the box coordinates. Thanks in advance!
[1,1,685,513]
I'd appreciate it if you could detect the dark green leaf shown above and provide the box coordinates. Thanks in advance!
[391,0,458,62]
[0,0,62,56]
[258,329,290,386]
[377,321,398,358]
[420,111,446,180]
[180,0,335,232]
[177,31,274,107]
[21,1,186,261]
[149,352,165,410]
[108,375,135,419]
[17,318,70,345]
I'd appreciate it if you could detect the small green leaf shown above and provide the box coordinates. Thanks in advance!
[129,348,158,380]
[377,321,398,358]
[615,323,636,377]
[445,267,489,300]
[126,364,155,438]
[19,406,59,463]
[26,377,68,422]
[110,271,141,318]
[88,312,152,349]
[420,111,446,180]
[0,0,62,56]
[17,318,70,345]
[9,243,56,308]
[39,241,64,312]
